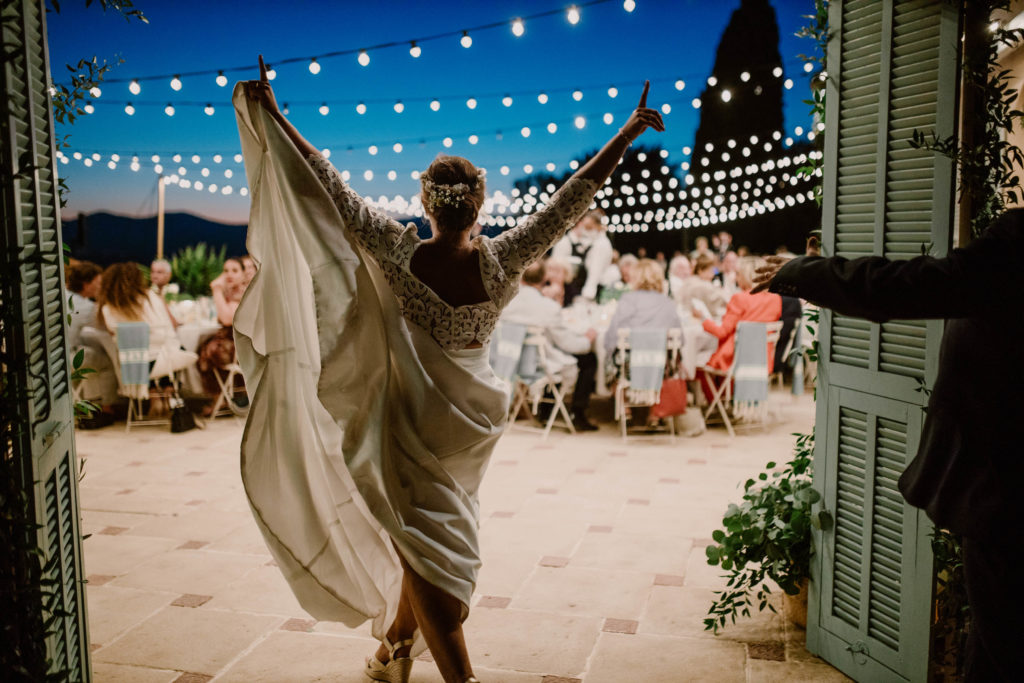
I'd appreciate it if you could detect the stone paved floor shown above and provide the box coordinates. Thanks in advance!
[77,392,851,682]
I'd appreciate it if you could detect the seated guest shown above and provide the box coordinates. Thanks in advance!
[66,260,102,349]
[541,257,571,306]
[696,256,783,374]
[604,258,682,360]
[197,257,247,403]
[679,254,729,318]
[667,255,692,306]
[690,235,713,262]
[97,262,196,386]
[149,258,174,297]
[618,253,639,287]
[240,254,257,287]
[502,260,598,431]
[714,251,740,297]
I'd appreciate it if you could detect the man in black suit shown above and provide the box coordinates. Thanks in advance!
[753,211,1024,682]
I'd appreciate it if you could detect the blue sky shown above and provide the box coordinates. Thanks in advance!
[49,0,819,223]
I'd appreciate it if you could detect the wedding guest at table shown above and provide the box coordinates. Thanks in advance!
[67,260,102,350]
[197,257,247,404]
[149,258,173,297]
[618,253,639,287]
[97,263,197,408]
[679,254,729,318]
[502,260,598,430]
[600,249,624,292]
[655,251,667,274]
[552,209,613,304]
[240,254,257,287]
[714,250,740,297]
[736,245,751,258]
[690,235,713,262]
[695,256,782,395]
[541,257,571,306]
[668,254,692,306]
[604,259,682,360]
[717,230,735,260]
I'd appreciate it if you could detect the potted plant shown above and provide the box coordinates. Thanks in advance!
[703,430,832,633]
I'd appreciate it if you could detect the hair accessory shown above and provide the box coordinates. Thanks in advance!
[421,168,485,211]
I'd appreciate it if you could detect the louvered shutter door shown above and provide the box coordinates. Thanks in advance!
[808,1,960,681]
[1,1,91,679]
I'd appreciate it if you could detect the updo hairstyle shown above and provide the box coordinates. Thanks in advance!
[420,155,486,233]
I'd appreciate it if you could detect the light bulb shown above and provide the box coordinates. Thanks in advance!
[460,31,472,48]
[356,102,366,114]
[603,112,613,125]
[623,0,636,11]
[150,154,160,162]
[358,50,370,66]
[387,170,397,181]
[547,122,557,134]
[172,154,181,163]
[521,126,531,138]
[394,101,404,113]
[192,155,201,163]
[468,134,478,145]
[466,97,477,109]
[234,153,243,163]
[661,103,672,114]
[546,162,556,172]
[107,160,115,169]
[170,75,182,91]
[537,92,548,104]
[572,90,583,101]
[567,5,580,24]
[721,90,731,102]
[129,79,141,95]
[523,164,533,173]
[393,143,403,153]
[429,99,440,111]
[502,95,513,107]
[204,103,215,115]
[213,154,223,163]
[500,166,510,175]
[409,41,421,58]
[607,86,618,98]
[124,103,135,115]
[309,59,321,74]
[803,62,813,73]
[319,103,329,116]
[83,103,94,114]
[443,137,453,148]
[674,79,685,90]
[89,86,101,98]
[741,71,750,82]
[707,76,718,86]
[153,163,162,173]
[773,66,783,77]
[691,98,701,109]
[363,170,373,181]
[164,104,175,116]
[784,78,794,89]
[266,66,276,80]
[224,169,233,178]
[511,18,524,36]
[368,145,378,155]
[574,116,586,129]
[216,71,227,87]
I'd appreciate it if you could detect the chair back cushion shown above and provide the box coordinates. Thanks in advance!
[734,321,768,403]
[627,328,668,394]
[116,322,151,394]
[490,322,527,381]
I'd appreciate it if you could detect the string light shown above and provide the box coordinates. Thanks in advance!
[521,126,531,138]
[707,76,717,86]
[460,31,473,48]
[394,101,405,113]
[409,41,421,58]
[124,103,135,115]
[129,79,141,95]
[623,0,636,11]
[607,86,618,98]
[547,122,558,133]
[83,103,94,114]
[691,98,702,108]
[740,71,750,82]
[661,103,671,114]
[603,112,613,124]
[574,115,586,129]
[430,99,441,111]
[466,97,477,109]
[567,5,581,24]
[356,102,367,114]
[319,103,330,115]
[89,86,102,98]
[538,92,548,104]
[204,103,215,115]
[675,79,685,90]
[772,66,783,77]
[170,75,182,91]
[511,18,525,36]
[572,89,583,101]
[164,104,175,116]
[502,95,513,107]
[358,50,370,66]
[216,71,228,87]
[309,58,321,74]
[468,134,479,144]
[721,89,731,102]
[266,65,277,80]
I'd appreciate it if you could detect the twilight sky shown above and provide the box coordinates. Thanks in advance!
[48,0,819,224]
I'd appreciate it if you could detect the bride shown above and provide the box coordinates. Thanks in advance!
[238,56,662,683]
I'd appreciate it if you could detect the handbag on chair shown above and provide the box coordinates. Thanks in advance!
[650,377,688,418]
[169,392,197,433]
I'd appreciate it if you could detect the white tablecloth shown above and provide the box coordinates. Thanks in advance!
[177,321,222,353]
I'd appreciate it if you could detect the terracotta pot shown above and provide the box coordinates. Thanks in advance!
[783,578,809,629]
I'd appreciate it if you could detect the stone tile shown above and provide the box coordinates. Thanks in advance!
[747,659,854,682]
[654,574,685,587]
[170,593,211,608]
[481,517,588,558]
[98,526,128,535]
[748,640,786,660]
[585,632,746,683]
[85,585,174,645]
[203,565,309,618]
[477,595,511,609]
[683,544,729,590]
[93,606,279,675]
[463,608,600,677]
[280,618,317,632]
[491,510,515,518]
[172,674,212,683]
[87,574,116,586]
[82,534,180,576]
[127,508,249,543]
[538,556,569,568]
[203,520,272,556]
[541,677,582,683]
[215,630,375,682]
[79,510,153,536]
[513,567,652,619]
[113,549,265,595]
[89,662,180,682]
[571,533,691,574]
[177,540,208,550]
[475,548,540,597]
[602,618,638,634]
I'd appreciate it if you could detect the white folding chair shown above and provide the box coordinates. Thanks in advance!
[700,320,782,437]
[612,327,682,443]
[495,324,577,439]
[208,353,248,419]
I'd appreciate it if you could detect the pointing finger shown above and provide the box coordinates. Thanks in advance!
[638,80,649,109]
[258,54,268,83]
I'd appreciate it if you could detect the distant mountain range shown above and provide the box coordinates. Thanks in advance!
[61,211,249,266]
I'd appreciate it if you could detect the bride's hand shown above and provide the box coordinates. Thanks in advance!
[244,55,280,115]
[619,81,665,142]
[751,255,793,293]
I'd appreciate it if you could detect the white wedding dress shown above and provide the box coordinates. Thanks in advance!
[231,85,597,646]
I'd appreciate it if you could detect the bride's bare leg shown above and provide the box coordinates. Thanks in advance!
[374,571,417,663]
[397,554,474,683]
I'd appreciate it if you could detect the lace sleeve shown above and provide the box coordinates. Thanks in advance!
[307,154,408,261]
[491,176,598,278]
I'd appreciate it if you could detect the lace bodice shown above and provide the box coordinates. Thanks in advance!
[308,155,597,350]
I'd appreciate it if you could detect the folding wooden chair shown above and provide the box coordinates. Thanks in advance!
[612,327,682,443]
[209,354,249,419]
[700,320,782,437]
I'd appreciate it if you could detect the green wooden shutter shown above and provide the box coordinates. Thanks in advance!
[808,1,961,681]
[1,0,91,679]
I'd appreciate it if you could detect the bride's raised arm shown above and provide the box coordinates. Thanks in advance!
[244,56,406,261]
[491,81,664,276]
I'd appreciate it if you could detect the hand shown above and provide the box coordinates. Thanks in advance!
[618,81,665,142]
[751,255,794,293]
[243,55,280,115]
[210,274,226,290]
[585,328,598,344]
[691,304,707,320]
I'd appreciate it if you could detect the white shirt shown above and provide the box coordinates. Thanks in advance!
[501,286,591,374]
[552,230,614,301]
